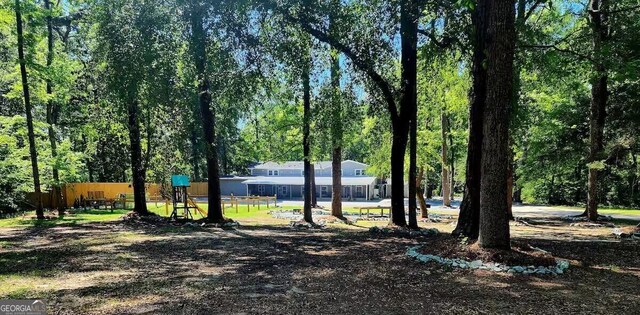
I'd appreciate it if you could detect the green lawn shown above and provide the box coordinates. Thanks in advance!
[0,201,391,228]
[551,205,640,216]
[0,209,131,228]
[0,202,288,228]
[146,202,279,222]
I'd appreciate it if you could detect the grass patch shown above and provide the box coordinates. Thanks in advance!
[0,201,461,228]
[0,209,130,228]
[550,205,640,216]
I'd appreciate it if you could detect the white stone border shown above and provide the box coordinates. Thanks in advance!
[406,246,570,275]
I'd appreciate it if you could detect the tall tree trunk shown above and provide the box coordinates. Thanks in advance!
[453,1,487,239]
[478,0,516,249]
[397,0,419,228]
[631,152,637,204]
[586,0,608,221]
[390,130,408,226]
[127,100,149,215]
[408,105,418,228]
[191,128,200,180]
[15,0,43,219]
[143,104,153,173]
[331,149,342,216]
[45,0,61,213]
[441,111,451,207]
[449,127,455,201]
[329,0,343,218]
[417,167,429,218]
[506,159,514,219]
[302,56,313,223]
[508,0,527,221]
[310,165,317,207]
[188,6,223,222]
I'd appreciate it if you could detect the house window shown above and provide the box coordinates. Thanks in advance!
[257,185,265,194]
[278,186,288,196]
[355,169,365,176]
[268,170,279,176]
[356,186,363,196]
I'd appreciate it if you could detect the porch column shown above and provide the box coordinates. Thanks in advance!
[366,185,369,200]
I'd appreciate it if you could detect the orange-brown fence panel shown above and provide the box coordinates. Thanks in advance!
[61,183,161,208]
[187,182,208,197]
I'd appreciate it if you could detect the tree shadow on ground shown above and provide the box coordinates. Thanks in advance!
[1,221,639,314]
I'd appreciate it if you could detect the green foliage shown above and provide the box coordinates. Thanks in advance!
[0,115,85,211]
[1,0,639,212]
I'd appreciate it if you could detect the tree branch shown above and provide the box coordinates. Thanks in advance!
[601,4,640,15]
[524,0,545,22]
[417,28,453,48]
[279,9,399,120]
[51,10,84,26]
[520,44,594,63]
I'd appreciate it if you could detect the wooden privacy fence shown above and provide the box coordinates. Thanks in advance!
[61,182,162,208]
[186,182,208,198]
[56,182,277,210]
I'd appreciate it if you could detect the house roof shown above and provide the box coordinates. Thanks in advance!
[250,160,367,170]
[241,176,377,186]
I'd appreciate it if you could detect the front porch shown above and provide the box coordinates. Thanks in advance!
[246,184,373,200]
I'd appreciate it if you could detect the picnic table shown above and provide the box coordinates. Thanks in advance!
[84,191,107,209]
[358,206,391,219]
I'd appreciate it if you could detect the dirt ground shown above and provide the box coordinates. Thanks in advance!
[1,214,639,314]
